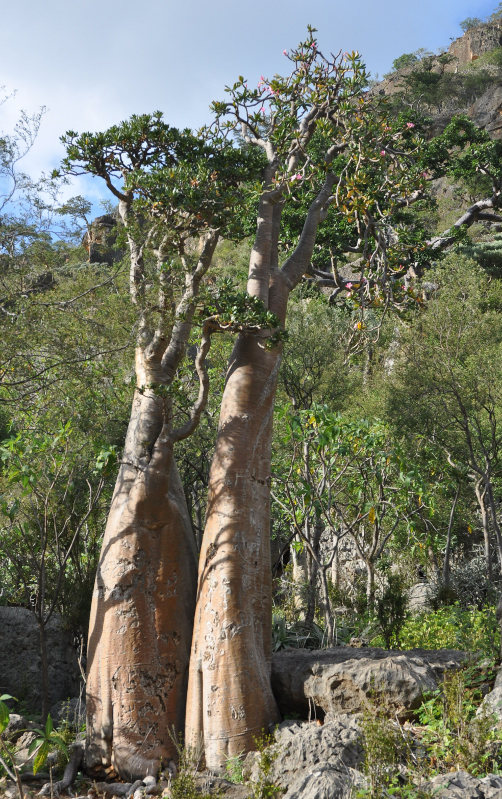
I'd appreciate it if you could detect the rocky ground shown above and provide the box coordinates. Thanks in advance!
[2,647,502,798]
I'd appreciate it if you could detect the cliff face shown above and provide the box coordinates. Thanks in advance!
[82,213,125,265]
[448,20,502,65]
[373,20,502,138]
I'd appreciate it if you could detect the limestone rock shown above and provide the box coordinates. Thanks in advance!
[272,647,469,720]
[407,582,431,614]
[478,668,502,723]
[0,607,81,713]
[281,764,364,799]
[448,22,502,65]
[247,714,363,799]
[2,714,37,743]
[424,769,502,798]
[49,696,86,730]
[82,213,124,265]
[471,84,502,139]
[13,730,38,768]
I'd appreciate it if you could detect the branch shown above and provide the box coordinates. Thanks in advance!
[161,229,219,377]
[170,317,215,444]
[429,193,501,251]
[282,172,336,289]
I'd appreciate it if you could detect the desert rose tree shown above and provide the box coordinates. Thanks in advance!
[59,117,260,778]
[185,29,429,770]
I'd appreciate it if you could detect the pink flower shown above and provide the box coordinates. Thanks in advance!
[346,282,353,289]
[260,106,266,113]
[283,49,288,55]
[295,173,302,180]
[380,150,386,156]
[406,122,415,128]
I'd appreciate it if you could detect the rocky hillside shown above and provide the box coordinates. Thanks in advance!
[372,19,502,138]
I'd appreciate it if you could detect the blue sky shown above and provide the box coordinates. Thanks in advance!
[0,0,499,205]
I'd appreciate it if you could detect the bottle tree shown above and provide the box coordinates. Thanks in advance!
[58,116,260,778]
[185,28,431,770]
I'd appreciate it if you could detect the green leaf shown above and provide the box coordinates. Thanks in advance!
[45,713,53,736]
[33,741,50,774]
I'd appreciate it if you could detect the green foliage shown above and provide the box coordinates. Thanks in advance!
[357,702,409,798]
[59,112,263,244]
[465,232,502,275]
[398,605,499,657]
[272,611,325,650]
[0,695,21,789]
[167,733,218,799]
[417,666,501,775]
[392,53,419,72]
[376,574,408,648]
[248,733,281,799]
[28,713,70,775]
[489,2,502,20]
[460,17,482,32]
[225,753,244,784]
[204,278,286,346]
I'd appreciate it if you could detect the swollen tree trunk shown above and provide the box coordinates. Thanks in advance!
[186,169,335,770]
[185,332,282,770]
[86,231,218,779]
[85,353,197,779]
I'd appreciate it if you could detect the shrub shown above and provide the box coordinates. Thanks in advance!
[398,604,499,657]
[417,665,502,775]
[460,17,482,32]
[376,573,408,648]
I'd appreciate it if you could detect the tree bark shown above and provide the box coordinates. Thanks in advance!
[85,350,197,780]
[185,332,282,770]
[185,165,334,769]
[475,478,492,581]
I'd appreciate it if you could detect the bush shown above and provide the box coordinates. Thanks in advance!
[398,604,499,657]
[460,17,482,32]
[392,53,419,72]
[376,573,408,648]
[417,665,502,776]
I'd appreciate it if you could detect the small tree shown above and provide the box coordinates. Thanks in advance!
[460,17,482,32]
[0,420,105,719]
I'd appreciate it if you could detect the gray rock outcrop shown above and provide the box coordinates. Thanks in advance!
[272,647,470,720]
[0,607,81,713]
[246,715,364,799]
[82,213,125,265]
[478,668,502,723]
[425,769,502,798]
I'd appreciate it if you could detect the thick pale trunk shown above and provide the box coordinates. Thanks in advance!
[86,351,197,780]
[185,334,282,771]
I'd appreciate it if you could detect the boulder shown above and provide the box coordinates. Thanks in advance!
[2,714,37,743]
[424,770,502,798]
[272,647,470,720]
[478,668,502,723]
[13,729,38,768]
[280,764,364,799]
[49,696,86,730]
[0,607,81,714]
[407,582,431,614]
[246,714,364,799]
